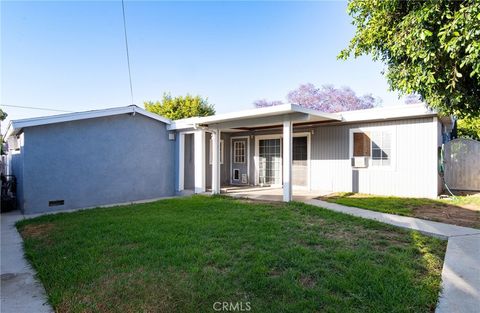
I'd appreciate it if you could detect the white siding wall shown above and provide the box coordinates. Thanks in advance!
[310,117,439,198]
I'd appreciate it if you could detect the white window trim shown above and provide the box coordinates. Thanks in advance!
[209,138,224,165]
[349,126,396,171]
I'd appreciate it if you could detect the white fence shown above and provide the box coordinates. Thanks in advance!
[444,138,480,191]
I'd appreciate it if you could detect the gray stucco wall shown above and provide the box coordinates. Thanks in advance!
[18,113,175,214]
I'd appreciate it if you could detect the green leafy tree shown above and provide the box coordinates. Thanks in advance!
[457,116,480,140]
[0,108,7,121]
[339,0,480,118]
[0,109,6,155]
[144,93,215,120]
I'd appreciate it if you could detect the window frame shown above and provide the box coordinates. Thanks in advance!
[349,126,396,170]
[209,138,224,165]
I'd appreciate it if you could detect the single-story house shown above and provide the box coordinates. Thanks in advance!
[4,103,454,214]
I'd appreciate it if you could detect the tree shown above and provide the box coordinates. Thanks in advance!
[0,108,7,121]
[339,0,480,118]
[287,84,378,112]
[144,93,215,120]
[456,116,480,140]
[254,83,378,113]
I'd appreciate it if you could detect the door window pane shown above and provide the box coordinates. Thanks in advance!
[259,139,281,185]
[234,141,245,163]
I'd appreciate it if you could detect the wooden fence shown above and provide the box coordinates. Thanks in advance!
[444,138,480,191]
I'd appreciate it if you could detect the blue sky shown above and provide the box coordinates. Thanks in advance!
[1,0,404,132]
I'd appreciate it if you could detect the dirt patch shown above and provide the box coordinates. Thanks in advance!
[20,223,55,239]
[461,204,480,212]
[233,197,285,207]
[413,204,480,229]
[269,268,283,278]
[299,275,316,288]
[58,269,177,313]
[203,265,228,274]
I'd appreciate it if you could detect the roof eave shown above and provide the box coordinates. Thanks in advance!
[4,106,172,139]
[167,104,342,130]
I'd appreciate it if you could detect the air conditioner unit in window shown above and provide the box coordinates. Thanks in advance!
[351,156,369,168]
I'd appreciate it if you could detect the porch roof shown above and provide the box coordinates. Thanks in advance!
[167,104,342,131]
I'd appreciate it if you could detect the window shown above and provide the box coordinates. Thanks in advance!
[370,131,391,166]
[293,137,308,161]
[351,129,393,167]
[233,141,246,163]
[209,139,224,164]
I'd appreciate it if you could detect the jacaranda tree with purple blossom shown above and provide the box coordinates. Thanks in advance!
[254,83,379,112]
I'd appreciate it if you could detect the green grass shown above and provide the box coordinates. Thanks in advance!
[445,194,480,207]
[17,195,446,313]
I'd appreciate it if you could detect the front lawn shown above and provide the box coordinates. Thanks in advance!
[17,196,446,313]
[321,193,480,229]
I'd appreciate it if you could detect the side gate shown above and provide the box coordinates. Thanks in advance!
[444,138,480,191]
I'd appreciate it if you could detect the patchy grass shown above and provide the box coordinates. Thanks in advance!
[17,195,446,313]
[321,193,480,229]
[446,194,480,210]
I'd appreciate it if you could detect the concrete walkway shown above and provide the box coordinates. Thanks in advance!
[1,211,53,313]
[305,199,480,313]
[225,186,329,202]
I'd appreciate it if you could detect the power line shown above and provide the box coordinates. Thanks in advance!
[121,0,134,106]
[0,104,74,113]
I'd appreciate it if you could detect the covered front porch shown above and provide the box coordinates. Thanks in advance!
[220,185,330,202]
[173,104,342,202]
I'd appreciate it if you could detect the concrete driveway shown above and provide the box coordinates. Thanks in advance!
[1,211,53,313]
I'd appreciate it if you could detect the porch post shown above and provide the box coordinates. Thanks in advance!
[178,132,185,191]
[194,130,206,193]
[211,129,221,194]
[283,117,293,202]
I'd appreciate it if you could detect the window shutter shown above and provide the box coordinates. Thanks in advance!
[353,133,371,156]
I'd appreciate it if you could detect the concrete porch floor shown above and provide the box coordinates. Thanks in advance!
[221,186,331,202]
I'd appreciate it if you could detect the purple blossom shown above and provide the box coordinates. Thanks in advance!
[253,83,379,112]
[287,84,377,112]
